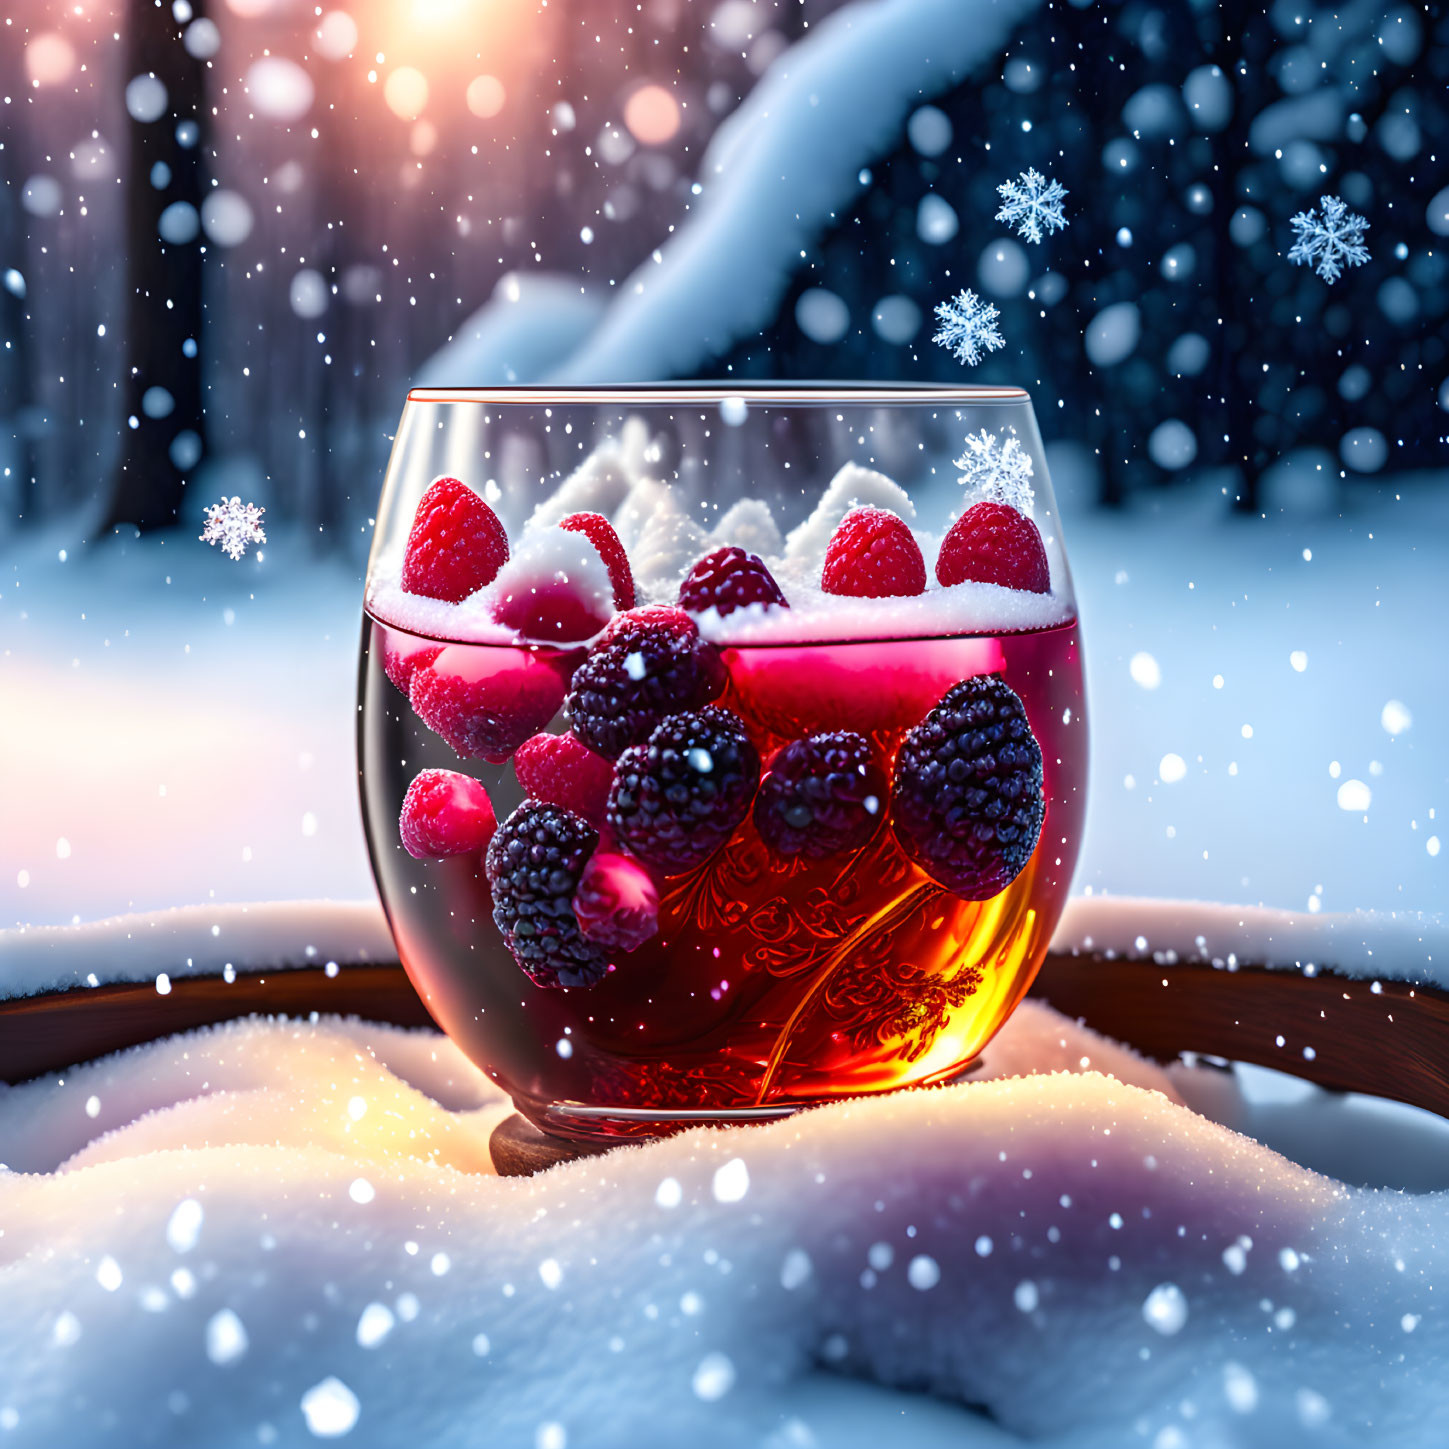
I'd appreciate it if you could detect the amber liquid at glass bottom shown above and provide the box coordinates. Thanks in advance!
[359,613,1086,1142]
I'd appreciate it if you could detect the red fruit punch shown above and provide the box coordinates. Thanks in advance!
[399,769,497,859]
[514,731,616,826]
[820,506,926,598]
[936,501,1051,594]
[573,851,660,952]
[409,646,569,762]
[560,512,636,611]
[401,476,509,603]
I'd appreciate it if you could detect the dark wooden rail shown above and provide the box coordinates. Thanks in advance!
[3,954,1446,1122]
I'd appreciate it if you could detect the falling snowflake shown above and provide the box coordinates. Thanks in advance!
[995,168,1069,245]
[953,429,1036,514]
[1288,195,1370,284]
[199,496,266,560]
[932,289,1005,367]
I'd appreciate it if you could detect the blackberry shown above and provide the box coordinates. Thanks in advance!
[606,707,760,875]
[891,675,1044,900]
[485,801,607,988]
[753,731,886,861]
[565,606,724,759]
[677,546,789,618]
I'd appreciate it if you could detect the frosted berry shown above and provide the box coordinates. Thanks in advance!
[753,732,886,861]
[936,502,1050,594]
[566,606,725,759]
[399,769,497,860]
[491,526,615,644]
[401,476,509,603]
[573,851,660,952]
[891,675,1044,900]
[606,707,760,875]
[485,802,607,989]
[379,632,441,696]
[514,731,615,827]
[820,506,926,598]
[560,511,635,612]
[678,546,788,618]
[409,648,566,763]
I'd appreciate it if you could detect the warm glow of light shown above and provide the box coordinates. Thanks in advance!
[412,0,469,23]
[315,10,359,61]
[226,0,279,17]
[410,119,438,156]
[624,84,681,145]
[26,33,77,87]
[384,67,429,121]
[465,74,506,119]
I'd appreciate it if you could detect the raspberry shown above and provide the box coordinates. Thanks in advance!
[891,675,1044,900]
[606,707,759,875]
[820,506,926,598]
[936,502,1050,594]
[485,802,607,988]
[379,631,441,696]
[409,648,567,763]
[491,526,615,644]
[753,732,886,861]
[677,546,789,618]
[573,851,659,952]
[566,606,725,759]
[401,476,509,603]
[513,731,615,826]
[399,769,497,859]
[560,512,635,611]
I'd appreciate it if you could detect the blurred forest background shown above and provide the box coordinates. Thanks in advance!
[2,0,1446,553]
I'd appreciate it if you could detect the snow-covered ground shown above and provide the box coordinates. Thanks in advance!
[2,475,1442,933]
[2,999,1447,1447]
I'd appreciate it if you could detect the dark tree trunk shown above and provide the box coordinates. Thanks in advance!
[104,0,207,532]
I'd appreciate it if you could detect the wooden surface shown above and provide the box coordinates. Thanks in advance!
[3,954,1447,1127]
[489,1112,620,1176]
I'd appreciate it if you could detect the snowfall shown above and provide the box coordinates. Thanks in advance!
[3,0,1448,1442]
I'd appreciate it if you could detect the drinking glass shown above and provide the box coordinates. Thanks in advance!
[359,385,1086,1143]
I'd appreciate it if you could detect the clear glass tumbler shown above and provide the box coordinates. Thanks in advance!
[358,385,1086,1142]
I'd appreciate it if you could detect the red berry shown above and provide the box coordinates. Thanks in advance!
[408,647,568,762]
[401,477,509,603]
[379,630,441,696]
[573,851,660,952]
[936,502,1050,594]
[514,731,615,826]
[399,769,497,859]
[560,512,636,611]
[491,527,616,644]
[678,546,788,618]
[820,507,926,598]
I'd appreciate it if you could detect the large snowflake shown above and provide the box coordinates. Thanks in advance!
[200,496,267,560]
[953,429,1036,514]
[1288,195,1370,284]
[995,168,1069,245]
[932,289,1005,367]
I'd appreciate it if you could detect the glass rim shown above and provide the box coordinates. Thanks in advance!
[405,382,1031,406]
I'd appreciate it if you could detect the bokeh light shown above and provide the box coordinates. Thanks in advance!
[624,85,682,145]
[384,68,430,122]
[466,75,506,119]
[26,34,77,88]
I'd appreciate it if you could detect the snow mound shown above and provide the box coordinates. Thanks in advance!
[630,509,713,598]
[414,273,606,387]
[784,462,917,564]
[2,1002,1444,1446]
[525,443,637,534]
[710,498,784,559]
[551,0,1042,382]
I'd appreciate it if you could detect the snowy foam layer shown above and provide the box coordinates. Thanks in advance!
[1052,896,1448,988]
[693,566,1073,645]
[2,1005,1444,1446]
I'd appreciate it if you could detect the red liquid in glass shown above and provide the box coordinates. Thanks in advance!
[359,613,1086,1140]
